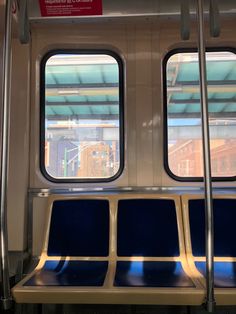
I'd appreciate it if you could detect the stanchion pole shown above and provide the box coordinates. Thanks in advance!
[0,0,13,310]
[196,0,215,312]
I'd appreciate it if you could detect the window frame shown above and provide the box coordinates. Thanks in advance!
[163,47,236,182]
[40,49,124,183]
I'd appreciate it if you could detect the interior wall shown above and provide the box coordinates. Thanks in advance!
[29,16,236,189]
[29,17,169,189]
[7,38,30,251]
[0,4,30,251]
[28,16,236,255]
[4,15,236,253]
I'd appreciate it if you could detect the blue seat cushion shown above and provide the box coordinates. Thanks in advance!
[48,199,109,256]
[114,261,194,287]
[196,262,236,288]
[189,199,236,257]
[24,261,108,286]
[117,199,180,257]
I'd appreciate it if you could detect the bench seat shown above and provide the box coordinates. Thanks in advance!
[12,194,204,305]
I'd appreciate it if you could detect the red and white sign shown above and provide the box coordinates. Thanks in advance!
[39,0,102,17]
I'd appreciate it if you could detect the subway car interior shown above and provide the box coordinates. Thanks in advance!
[1,0,236,313]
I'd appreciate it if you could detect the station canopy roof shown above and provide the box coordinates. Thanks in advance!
[45,51,236,123]
[45,54,119,122]
[167,51,236,124]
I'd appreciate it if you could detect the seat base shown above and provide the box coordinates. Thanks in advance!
[12,260,204,305]
[12,286,204,305]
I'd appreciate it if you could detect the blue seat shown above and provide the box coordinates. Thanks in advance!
[115,199,193,288]
[24,199,110,287]
[13,195,204,305]
[188,198,236,288]
[114,261,194,287]
[195,262,236,288]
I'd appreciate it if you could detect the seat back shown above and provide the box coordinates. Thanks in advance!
[117,198,182,257]
[182,195,236,258]
[47,198,110,257]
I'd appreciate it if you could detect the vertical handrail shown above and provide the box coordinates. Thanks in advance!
[19,0,30,44]
[180,0,190,40]
[196,0,215,312]
[0,0,13,310]
[209,0,220,38]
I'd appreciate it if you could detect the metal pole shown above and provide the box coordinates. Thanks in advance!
[0,0,13,310]
[196,0,215,312]
[180,0,190,40]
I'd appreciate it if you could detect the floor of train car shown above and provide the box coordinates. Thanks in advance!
[12,304,236,314]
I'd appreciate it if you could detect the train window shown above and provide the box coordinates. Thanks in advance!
[41,51,124,182]
[165,49,236,180]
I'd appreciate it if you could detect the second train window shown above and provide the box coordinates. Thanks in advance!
[165,49,236,180]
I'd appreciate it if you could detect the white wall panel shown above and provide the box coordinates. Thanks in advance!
[30,22,130,188]
[126,23,137,186]
[135,23,153,185]
[32,197,49,256]
[151,20,162,186]
[7,39,30,250]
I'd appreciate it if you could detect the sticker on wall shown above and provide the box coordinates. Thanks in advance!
[39,0,103,17]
